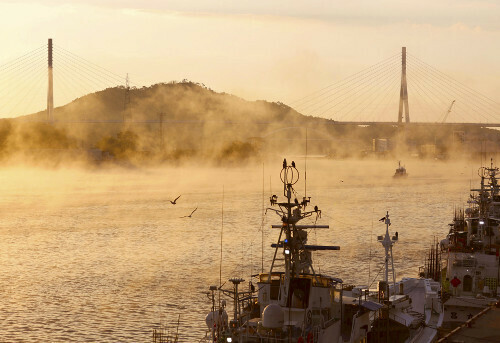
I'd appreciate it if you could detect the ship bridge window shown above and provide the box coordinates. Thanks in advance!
[470,219,478,234]
[287,278,311,309]
[463,275,473,292]
[270,279,280,300]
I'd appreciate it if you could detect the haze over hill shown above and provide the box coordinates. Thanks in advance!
[0,81,498,165]
[3,81,340,164]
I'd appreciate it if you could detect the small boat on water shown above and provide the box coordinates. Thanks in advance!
[200,159,381,343]
[393,161,408,178]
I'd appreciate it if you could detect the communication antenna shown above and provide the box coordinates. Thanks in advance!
[250,242,253,278]
[261,163,265,273]
[378,212,398,291]
[159,112,166,152]
[368,208,374,284]
[305,128,308,197]
[219,186,224,295]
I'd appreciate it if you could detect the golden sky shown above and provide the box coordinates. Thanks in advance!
[0,0,499,119]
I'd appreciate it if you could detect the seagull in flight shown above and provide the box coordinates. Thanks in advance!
[169,195,181,205]
[180,207,198,218]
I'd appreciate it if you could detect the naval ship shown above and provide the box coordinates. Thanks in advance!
[201,160,382,343]
[436,159,499,332]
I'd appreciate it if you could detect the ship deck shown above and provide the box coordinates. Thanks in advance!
[438,304,500,342]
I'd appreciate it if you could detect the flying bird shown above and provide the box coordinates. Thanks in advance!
[169,195,181,205]
[180,207,198,218]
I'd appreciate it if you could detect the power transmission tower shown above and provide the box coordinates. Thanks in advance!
[159,112,166,153]
[123,73,130,122]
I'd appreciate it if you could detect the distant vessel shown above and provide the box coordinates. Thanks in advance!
[393,161,408,178]
[201,159,381,343]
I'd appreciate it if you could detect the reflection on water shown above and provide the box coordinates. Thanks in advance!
[0,159,474,341]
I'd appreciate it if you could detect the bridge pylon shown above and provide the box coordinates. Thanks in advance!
[47,38,54,123]
[398,47,410,124]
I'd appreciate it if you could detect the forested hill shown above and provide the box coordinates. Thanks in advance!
[24,81,305,124]
[4,81,335,163]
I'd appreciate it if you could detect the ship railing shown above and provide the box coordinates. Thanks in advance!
[153,328,177,343]
[448,246,475,253]
[258,272,284,283]
[388,311,408,326]
[323,317,338,328]
[258,272,337,288]
[313,325,321,341]
[238,329,297,342]
[452,258,477,267]
[270,224,329,229]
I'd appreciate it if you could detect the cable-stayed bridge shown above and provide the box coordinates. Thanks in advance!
[0,40,499,127]
[290,48,500,127]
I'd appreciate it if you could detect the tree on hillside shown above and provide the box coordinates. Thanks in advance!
[97,130,138,160]
[0,120,13,158]
[217,140,258,164]
[18,123,76,150]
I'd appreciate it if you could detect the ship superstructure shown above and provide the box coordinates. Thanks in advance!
[439,159,500,331]
[202,160,379,343]
[345,213,441,343]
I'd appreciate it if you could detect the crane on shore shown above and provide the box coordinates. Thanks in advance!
[441,100,456,123]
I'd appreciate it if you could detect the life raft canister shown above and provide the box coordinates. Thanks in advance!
[306,309,312,325]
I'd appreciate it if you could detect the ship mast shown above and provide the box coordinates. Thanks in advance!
[267,159,339,304]
[378,212,398,291]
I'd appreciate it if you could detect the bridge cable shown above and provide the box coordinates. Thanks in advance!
[407,61,459,122]
[333,64,401,121]
[54,44,136,86]
[407,54,500,121]
[54,48,126,86]
[0,45,45,73]
[316,62,401,120]
[304,59,401,116]
[294,54,401,114]
[289,51,401,107]
[407,57,500,122]
[407,56,499,120]
[408,53,500,110]
[407,57,496,122]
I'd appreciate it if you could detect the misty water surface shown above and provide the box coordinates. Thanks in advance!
[0,159,476,341]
